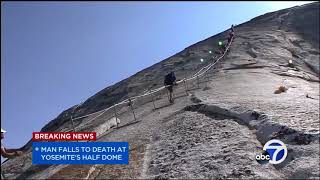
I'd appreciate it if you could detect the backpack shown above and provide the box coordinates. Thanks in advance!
[164,72,176,85]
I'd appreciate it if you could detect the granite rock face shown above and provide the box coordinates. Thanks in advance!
[2,2,319,179]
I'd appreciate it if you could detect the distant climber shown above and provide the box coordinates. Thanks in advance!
[228,25,235,45]
[217,41,226,54]
[227,36,231,44]
[288,59,295,68]
[228,32,234,44]
[1,128,23,159]
[164,71,177,103]
[227,32,233,44]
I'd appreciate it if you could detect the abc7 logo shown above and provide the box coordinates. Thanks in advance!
[256,139,287,164]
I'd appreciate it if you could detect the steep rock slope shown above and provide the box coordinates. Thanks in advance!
[2,2,319,179]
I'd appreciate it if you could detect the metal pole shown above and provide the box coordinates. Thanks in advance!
[70,103,81,142]
[70,114,76,133]
[150,89,156,110]
[70,102,84,132]
[185,75,188,91]
[197,75,200,89]
[184,79,188,95]
[204,74,208,88]
[70,104,80,133]
[113,104,118,128]
[205,68,210,87]
[160,88,164,99]
[129,98,137,121]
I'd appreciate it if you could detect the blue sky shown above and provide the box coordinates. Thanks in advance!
[1,1,314,150]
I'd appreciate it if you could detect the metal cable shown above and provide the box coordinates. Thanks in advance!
[69,36,235,129]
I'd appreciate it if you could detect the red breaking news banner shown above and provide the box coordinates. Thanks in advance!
[32,132,96,141]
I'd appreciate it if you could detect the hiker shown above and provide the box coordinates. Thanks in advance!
[228,25,235,44]
[1,128,23,158]
[227,35,232,44]
[231,24,234,33]
[288,59,295,68]
[218,41,226,54]
[164,71,177,103]
[228,30,234,44]
[1,128,23,179]
[227,31,234,44]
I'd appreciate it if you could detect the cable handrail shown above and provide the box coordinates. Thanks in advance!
[71,35,235,129]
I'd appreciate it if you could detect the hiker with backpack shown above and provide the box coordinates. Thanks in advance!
[164,71,177,103]
[229,30,234,41]
[228,25,235,44]
[228,32,234,44]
